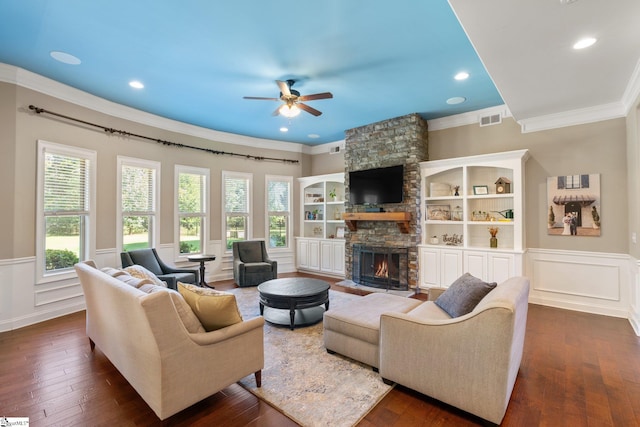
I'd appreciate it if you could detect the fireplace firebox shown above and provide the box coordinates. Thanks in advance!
[352,245,408,291]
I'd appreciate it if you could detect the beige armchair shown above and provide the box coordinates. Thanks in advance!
[378,276,530,425]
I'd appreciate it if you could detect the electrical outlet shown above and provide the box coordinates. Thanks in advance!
[632,232,637,244]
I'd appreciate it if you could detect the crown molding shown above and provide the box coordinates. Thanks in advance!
[622,56,640,113]
[518,102,627,133]
[0,63,305,154]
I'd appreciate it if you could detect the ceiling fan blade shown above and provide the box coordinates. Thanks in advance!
[271,106,282,116]
[276,80,291,97]
[297,102,322,116]
[243,96,280,101]
[298,92,333,101]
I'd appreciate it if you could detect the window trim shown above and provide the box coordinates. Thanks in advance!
[174,165,210,261]
[265,174,292,251]
[36,140,96,283]
[117,156,161,253]
[222,170,253,252]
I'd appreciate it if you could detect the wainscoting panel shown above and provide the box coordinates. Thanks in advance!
[526,248,632,319]
[630,258,640,335]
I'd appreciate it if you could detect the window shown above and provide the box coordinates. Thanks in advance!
[223,171,252,250]
[118,157,160,252]
[266,175,292,249]
[36,140,96,281]
[558,174,589,189]
[176,165,209,257]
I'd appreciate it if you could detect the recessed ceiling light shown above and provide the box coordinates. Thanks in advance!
[573,37,596,50]
[280,127,288,132]
[50,51,81,65]
[454,72,469,81]
[129,80,144,89]
[446,97,466,105]
[308,134,320,139]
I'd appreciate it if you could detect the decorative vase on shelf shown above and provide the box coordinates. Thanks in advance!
[488,226,498,248]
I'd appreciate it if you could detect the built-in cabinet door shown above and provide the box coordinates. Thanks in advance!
[297,239,309,269]
[420,247,440,287]
[464,250,488,282]
[332,241,345,275]
[488,252,515,284]
[440,249,463,287]
[320,240,333,272]
[308,240,320,270]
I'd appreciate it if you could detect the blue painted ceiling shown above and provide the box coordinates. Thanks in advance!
[0,1,504,145]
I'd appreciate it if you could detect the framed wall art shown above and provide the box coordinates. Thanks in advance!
[547,173,600,237]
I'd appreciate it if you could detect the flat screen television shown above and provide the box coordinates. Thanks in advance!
[349,164,404,205]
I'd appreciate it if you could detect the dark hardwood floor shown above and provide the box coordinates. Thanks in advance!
[1,272,639,426]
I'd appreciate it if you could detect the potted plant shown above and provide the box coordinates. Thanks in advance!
[329,188,337,201]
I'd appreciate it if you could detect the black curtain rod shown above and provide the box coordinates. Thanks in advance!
[28,105,299,164]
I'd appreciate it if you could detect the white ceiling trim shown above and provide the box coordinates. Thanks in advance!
[518,102,627,134]
[622,57,640,114]
[0,63,305,154]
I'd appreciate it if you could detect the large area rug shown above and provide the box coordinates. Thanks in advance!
[231,287,392,427]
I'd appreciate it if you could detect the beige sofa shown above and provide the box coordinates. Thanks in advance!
[75,261,264,420]
[324,276,529,424]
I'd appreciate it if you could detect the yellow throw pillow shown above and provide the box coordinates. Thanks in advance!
[178,282,243,331]
[124,265,167,287]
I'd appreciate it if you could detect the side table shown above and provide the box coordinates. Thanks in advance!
[187,254,216,288]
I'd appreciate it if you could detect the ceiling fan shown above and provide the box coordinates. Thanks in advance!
[243,79,333,118]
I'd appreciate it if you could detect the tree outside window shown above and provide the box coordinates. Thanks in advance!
[223,172,251,250]
[266,176,291,248]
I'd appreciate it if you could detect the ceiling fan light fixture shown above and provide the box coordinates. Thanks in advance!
[279,104,301,118]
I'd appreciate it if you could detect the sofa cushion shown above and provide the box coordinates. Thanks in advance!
[323,293,422,345]
[139,284,205,333]
[178,283,243,331]
[434,273,497,318]
[238,241,264,263]
[125,265,167,287]
[406,300,452,320]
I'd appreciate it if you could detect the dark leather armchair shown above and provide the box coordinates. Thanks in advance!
[120,248,199,290]
[232,240,277,287]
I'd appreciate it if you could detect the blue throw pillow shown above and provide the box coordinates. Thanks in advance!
[434,273,497,318]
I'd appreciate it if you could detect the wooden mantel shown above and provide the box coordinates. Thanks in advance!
[342,212,412,233]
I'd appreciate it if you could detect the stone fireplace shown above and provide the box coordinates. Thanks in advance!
[344,113,428,289]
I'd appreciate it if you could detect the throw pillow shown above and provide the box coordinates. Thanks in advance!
[434,273,497,318]
[116,274,154,289]
[178,282,243,331]
[139,284,205,333]
[124,265,167,287]
[100,266,130,277]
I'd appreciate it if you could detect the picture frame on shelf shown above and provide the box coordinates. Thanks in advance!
[427,204,451,220]
[336,226,345,238]
[473,185,489,195]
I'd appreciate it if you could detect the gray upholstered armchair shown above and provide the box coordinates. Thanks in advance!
[232,240,277,287]
[120,248,199,290]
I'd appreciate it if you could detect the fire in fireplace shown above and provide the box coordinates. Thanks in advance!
[352,245,408,291]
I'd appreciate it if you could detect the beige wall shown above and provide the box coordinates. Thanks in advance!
[310,151,345,176]
[428,117,628,254]
[311,116,630,255]
[626,95,640,259]
[0,83,16,259]
[4,83,305,259]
